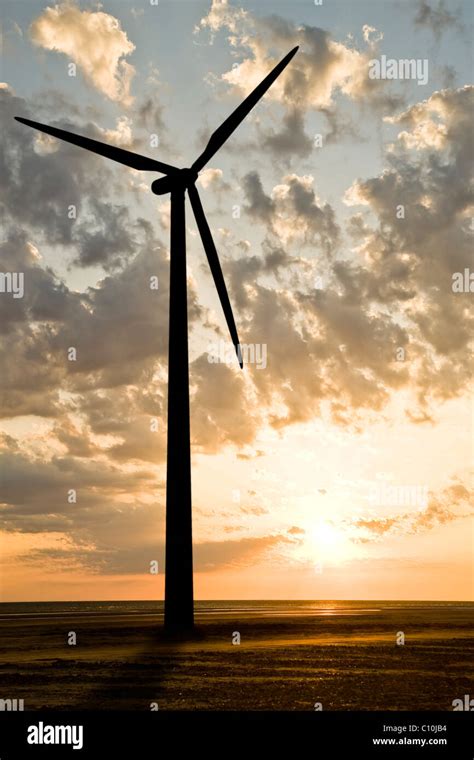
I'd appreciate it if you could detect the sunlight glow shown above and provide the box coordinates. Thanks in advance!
[306,520,352,564]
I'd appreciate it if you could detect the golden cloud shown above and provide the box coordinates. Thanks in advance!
[30,2,136,105]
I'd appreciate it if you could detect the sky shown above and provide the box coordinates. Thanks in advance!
[0,0,472,601]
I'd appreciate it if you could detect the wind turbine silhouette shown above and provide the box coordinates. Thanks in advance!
[15,46,299,632]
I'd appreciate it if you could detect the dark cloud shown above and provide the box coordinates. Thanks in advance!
[0,224,172,418]
[0,442,157,530]
[1,87,101,248]
[72,199,138,269]
[242,171,275,223]
[0,228,83,418]
[136,96,166,135]
[260,108,313,158]
[318,106,360,145]
[0,86,168,269]
[414,0,464,40]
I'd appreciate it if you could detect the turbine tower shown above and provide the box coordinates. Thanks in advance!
[15,46,299,632]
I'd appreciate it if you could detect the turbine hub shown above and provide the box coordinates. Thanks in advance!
[151,167,198,196]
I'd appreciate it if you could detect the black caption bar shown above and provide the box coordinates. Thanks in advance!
[0,711,472,757]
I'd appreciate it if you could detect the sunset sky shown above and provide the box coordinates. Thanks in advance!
[0,0,472,601]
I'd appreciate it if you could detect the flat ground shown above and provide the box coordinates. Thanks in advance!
[1,605,472,710]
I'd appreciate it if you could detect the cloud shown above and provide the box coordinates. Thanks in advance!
[259,108,314,158]
[0,430,167,577]
[136,96,164,133]
[2,87,157,269]
[30,2,136,105]
[245,281,407,429]
[190,354,262,452]
[287,525,305,535]
[0,228,81,419]
[242,171,339,253]
[195,0,248,38]
[207,11,379,108]
[204,82,471,428]
[193,534,292,571]
[25,532,293,575]
[3,82,177,271]
[3,88,101,248]
[73,199,138,268]
[414,0,464,41]
[0,436,158,531]
[343,86,473,413]
[362,25,384,44]
[384,86,472,154]
[241,171,275,223]
[0,221,174,424]
[101,115,134,148]
[197,167,228,190]
[0,430,291,575]
[196,1,403,154]
[134,93,175,156]
[350,479,473,543]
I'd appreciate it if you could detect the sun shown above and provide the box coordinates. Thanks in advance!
[305,520,351,565]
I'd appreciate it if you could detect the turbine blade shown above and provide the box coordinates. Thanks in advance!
[188,184,243,369]
[192,46,298,173]
[14,117,179,175]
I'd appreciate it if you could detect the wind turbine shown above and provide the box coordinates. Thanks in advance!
[15,46,299,632]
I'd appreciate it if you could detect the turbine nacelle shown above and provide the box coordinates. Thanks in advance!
[151,168,198,196]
